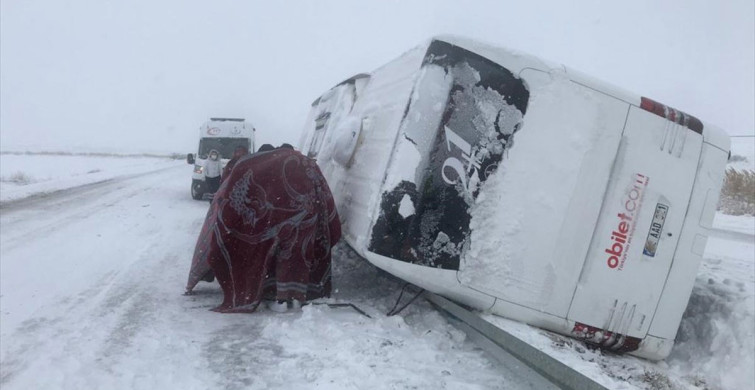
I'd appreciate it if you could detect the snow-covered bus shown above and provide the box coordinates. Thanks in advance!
[299,36,730,360]
[187,118,255,200]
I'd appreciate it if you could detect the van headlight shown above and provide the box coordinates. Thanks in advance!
[194,164,204,174]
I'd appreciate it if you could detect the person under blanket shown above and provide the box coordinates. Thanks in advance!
[185,146,341,313]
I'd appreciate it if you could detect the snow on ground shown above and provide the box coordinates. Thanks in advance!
[0,153,183,204]
[0,162,516,390]
[712,213,755,236]
[669,231,754,390]
[1,154,753,390]
[483,214,755,390]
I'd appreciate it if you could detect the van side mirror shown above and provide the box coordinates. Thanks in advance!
[187,153,195,164]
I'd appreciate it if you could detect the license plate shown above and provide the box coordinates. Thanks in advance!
[643,203,669,257]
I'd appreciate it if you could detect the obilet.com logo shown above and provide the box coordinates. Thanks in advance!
[605,173,649,270]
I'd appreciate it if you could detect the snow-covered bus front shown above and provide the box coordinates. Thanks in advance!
[299,36,730,360]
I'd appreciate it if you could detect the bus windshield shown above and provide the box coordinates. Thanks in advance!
[369,40,531,270]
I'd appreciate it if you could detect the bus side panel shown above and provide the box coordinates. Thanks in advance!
[326,47,426,249]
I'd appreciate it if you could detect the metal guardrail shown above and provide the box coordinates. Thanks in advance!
[425,292,608,390]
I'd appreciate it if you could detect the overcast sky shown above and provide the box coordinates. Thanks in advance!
[1,0,753,154]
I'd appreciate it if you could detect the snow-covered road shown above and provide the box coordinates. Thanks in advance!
[0,165,522,390]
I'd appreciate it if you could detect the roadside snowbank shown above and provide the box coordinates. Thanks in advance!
[667,225,755,390]
[0,154,183,204]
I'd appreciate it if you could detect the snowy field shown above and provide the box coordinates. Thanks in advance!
[0,153,183,204]
[0,154,753,390]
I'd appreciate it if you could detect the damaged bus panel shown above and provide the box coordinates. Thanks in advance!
[299,36,730,360]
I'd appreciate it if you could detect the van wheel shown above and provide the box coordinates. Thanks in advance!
[191,180,204,200]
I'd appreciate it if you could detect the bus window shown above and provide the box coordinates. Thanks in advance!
[308,111,331,158]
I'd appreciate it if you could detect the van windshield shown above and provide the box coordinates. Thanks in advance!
[198,138,250,159]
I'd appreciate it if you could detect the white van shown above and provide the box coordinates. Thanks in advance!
[299,36,730,360]
[187,118,255,200]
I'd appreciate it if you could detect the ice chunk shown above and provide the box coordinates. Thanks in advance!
[398,194,415,218]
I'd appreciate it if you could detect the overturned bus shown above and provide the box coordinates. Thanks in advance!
[299,36,730,360]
